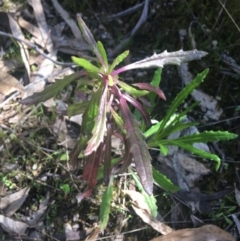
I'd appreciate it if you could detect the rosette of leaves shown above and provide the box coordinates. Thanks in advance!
[20,14,211,196]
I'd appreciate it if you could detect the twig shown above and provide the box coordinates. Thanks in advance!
[109,0,150,57]
[51,0,83,41]
[0,30,75,67]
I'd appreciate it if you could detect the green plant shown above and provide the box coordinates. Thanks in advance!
[20,14,237,206]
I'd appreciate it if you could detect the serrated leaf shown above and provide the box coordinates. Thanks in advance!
[109,50,129,73]
[77,14,106,69]
[152,167,180,193]
[84,85,108,156]
[159,139,221,169]
[154,69,209,138]
[100,178,113,230]
[123,49,208,70]
[117,80,149,97]
[97,41,108,70]
[20,72,83,105]
[120,97,153,195]
[170,131,237,143]
[131,170,158,218]
[72,57,100,73]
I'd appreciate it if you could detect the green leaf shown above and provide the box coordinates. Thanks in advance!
[111,108,125,134]
[152,167,180,193]
[100,178,113,230]
[82,88,102,133]
[109,50,129,73]
[60,184,71,194]
[117,80,149,97]
[155,69,209,138]
[84,85,108,156]
[131,170,158,218]
[148,68,162,107]
[72,57,100,73]
[67,101,88,117]
[97,158,121,180]
[159,139,221,169]
[159,144,168,155]
[97,41,108,70]
[20,72,83,105]
[173,130,238,143]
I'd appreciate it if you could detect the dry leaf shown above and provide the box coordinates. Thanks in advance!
[0,187,30,216]
[149,224,235,241]
[123,190,173,235]
[0,215,29,235]
[0,72,23,96]
[177,152,210,175]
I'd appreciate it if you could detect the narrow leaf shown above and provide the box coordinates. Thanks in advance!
[117,80,149,97]
[82,88,102,134]
[133,83,166,100]
[20,72,84,105]
[82,145,103,188]
[155,69,209,137]
[120,97,153,195]
[97,157,121,180]
[84,85,108,156]
[170,131,238,143]
[67,101,88,117]
[97,41,108,69]
[77,14,106,69]
[103,123,112,184]
[152,167,180,193]
[109,50,129,73]
[123,94,151,127]
[148,68,162,107]
[100,178,113,231]
[72,57,100,73]
[131,170,158,218]
[111,108,125,133]
[121,49,208,71]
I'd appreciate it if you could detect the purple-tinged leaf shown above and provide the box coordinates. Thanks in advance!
[20,72,85,105]
[83,144,103,189]
[120,97,153,195]
[112,49,208,75]
[119,138,133,173]
[117,80,149,97]
[84,85,108,156]
[123,93,151,127]
[76,187,94,203]
[77,14,106,70]
[133,83,166,100]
